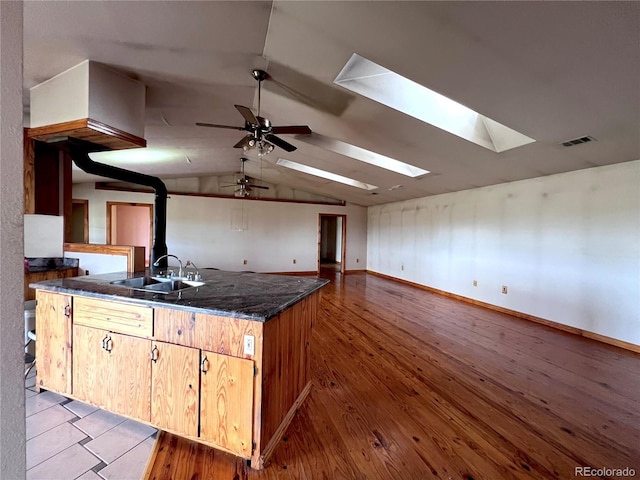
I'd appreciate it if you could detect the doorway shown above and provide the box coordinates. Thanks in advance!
[70,199,89,243]
[318,214,346,274]
[106,202,153,266]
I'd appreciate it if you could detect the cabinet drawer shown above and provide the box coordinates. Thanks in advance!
[154,307,261,359]
[154,308,196,347]
[74,297,153,338]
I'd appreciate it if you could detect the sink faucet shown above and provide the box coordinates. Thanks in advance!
[153,254,183,278]
[185,260,202,281]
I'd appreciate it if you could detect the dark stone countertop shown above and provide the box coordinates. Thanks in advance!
[30,269,329,322]
[26,257,79,273]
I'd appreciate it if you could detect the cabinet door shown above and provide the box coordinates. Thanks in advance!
[200,352,254,458]
[36,291,72,394]
[73,325,151,421]
[151,341,199,438]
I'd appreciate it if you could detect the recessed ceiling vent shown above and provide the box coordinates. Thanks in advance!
[562,135,596,147]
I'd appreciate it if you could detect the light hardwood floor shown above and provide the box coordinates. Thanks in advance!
[144,271,640,479]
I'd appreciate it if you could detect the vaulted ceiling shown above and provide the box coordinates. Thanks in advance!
[23,1,640,206]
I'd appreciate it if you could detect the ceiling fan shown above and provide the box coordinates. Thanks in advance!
[196,69,312,155]
[221,157,270,198]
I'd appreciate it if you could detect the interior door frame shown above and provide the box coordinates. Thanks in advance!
[106,201,154,266]
[71,198,89,243]
[317,213,347,274]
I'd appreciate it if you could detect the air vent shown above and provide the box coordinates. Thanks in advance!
[562,136,596,147]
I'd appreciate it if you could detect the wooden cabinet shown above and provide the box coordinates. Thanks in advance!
[200,351,254,457]
[149,341,255,456]
[150,341,199,437]
[73,325,151,421]
[25,267,78,301]
[34,289,319,470]
[74,296,153,338]
[35,291,72,394]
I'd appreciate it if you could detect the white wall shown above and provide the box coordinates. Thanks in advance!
[30,60,145,137]
[24,214,64,257]
[73,184,367,272]
[0,1,26,477]
[368,160,640,346]
[72,252,127,275]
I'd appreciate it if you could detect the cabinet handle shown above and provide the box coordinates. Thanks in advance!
[200,356,209,373]
[102,335,113,352]
[64,304,71,318]
[150,345,159,363]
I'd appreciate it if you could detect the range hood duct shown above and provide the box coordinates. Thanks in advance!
[65,138,168,270]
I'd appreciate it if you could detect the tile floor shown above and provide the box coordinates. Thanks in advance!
[25,369,157,480]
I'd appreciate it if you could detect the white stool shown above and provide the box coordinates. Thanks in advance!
[24,300,36,378]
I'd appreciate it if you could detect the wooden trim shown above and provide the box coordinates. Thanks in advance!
[62,152,73,242]
[258,381,313,469]
[94,182,346,207]
[27,118,146,150]
[141,431,162,480]
[267,271,318,276]
[86,118,146,148]
[367,270,640,354]
[64,242,145,272]
[581,330,640,354]
[23,129,35,214]
[344,269,367,274]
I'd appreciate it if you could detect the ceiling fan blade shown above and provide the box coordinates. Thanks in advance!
[270,125,312,135]
[265,134,297,152]
[235,105,258,125]
[196,122,244,130]
[247,184,270,190]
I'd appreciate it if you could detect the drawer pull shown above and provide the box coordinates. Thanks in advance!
[201,355,209,373]
[102,335,113,352]
[64,304,71,318]
[150,345,159,363]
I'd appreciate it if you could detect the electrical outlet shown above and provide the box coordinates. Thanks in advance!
[293,259,296,264]
[502,285,508,294]
[243,259,248,265]
[473,280,478,287]
[243,335,255,355]
[401,265,404,271]
[356,258,359,263]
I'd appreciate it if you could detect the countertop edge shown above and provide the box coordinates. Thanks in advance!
[31,278,329,323]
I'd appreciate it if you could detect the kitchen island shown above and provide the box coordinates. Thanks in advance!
[31,269,328,469]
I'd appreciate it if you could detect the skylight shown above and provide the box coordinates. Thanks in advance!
[294,133,429,178]
[334,54,535,153]
[276,158,378,191]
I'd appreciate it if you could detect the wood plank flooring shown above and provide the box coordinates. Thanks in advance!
[144,271,640,479]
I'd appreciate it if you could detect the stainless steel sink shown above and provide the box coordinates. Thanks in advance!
[141,279,204,294]
[110,276,204,294]
[110,276,169,288]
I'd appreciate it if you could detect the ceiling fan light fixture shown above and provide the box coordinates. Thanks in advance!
[196,69,309,154]
[242,137,257,152]
[257,140,275,157]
